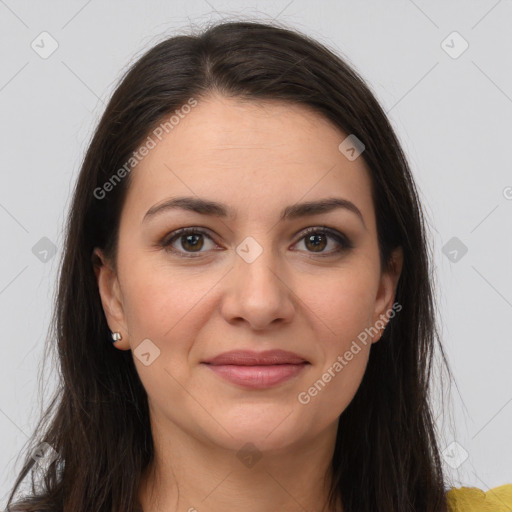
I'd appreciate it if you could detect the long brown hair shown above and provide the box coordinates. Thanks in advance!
[6,19,451,512]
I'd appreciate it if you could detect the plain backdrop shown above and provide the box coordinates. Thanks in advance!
[1,0,511,506]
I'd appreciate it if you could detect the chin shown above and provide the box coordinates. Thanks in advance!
[208,409,306,451]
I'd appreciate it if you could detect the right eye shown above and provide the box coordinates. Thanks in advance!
[160,227,220,258]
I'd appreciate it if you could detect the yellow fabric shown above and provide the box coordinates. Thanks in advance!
[446,484,512,511]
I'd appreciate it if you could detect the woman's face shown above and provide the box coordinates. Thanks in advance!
[94,93,402,452]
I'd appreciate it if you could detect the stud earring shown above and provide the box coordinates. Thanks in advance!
[111,332,122,342]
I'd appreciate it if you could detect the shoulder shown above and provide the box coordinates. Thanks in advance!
[446,484,512,511]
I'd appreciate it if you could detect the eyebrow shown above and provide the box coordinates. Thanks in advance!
[142,196,367,229]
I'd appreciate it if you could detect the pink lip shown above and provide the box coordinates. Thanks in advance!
[204,363,308,388]
[202,350,310,389]
[203,349,308,366]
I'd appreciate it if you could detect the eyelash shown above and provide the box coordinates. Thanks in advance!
[159,226,353,259]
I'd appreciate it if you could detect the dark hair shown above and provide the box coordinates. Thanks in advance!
[6,19,452,512]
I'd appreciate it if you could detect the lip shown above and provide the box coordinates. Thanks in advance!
[203,349,308,366]
[202,350,310,389]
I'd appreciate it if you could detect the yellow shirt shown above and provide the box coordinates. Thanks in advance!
[446,484,512,511]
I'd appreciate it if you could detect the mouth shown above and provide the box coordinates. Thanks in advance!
[201,350,310,389]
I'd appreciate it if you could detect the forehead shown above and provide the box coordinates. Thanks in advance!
[121,94,375,229]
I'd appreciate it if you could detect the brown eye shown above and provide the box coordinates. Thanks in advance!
[160,226,352,260]
[304,232,328,252]
[160,228,217,258]
[180,233,204,252]
[294,227,352,256]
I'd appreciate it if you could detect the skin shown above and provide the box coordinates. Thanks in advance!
[94,92,403,512]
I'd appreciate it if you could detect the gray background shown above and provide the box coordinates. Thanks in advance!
[1,0,511,505]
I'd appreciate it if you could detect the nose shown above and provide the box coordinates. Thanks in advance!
[219,241,296,331]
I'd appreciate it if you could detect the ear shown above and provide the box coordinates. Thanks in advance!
[371,246,403,343]
[92,247,131,351]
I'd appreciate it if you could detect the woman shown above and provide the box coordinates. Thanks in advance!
[5,19,512,512]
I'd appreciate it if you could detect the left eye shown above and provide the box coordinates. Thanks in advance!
[160,226,351,258]
[293,227,351,256]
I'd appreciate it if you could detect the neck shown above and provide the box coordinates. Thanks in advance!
[138,419,342,512]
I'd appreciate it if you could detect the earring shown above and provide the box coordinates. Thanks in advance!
[111,332,122,342]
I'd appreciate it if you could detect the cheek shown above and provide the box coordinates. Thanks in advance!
[297,277,374,421]
[293,266,376,412]
[117,259,212,402]
[118,251,213,340]
[299,264,378,347]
